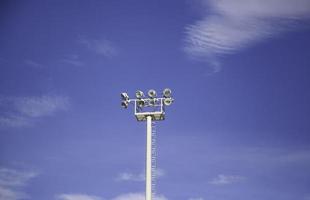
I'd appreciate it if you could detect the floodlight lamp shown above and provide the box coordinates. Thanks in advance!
[121,101,129,108]
[136,90,144,99]
[121,92,129,100]
[164,98,173,106]
[149,98,156,106]
[163,88,172,98]
[148,89,157,98]
[137,99,145,107]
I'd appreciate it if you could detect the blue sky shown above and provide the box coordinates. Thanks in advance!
[1,0,310,200]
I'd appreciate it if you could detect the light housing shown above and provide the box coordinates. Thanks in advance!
[121,92,129,100]
[137,99,145,107]
[163,98,173,106]
[136,90,144,99]
[163,88,172,98]
[149,98,156,106]
[148,89,157,98]
[121,101,129,108]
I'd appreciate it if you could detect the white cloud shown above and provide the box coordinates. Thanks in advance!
[0,186,26,200]
[116,172,145,182]
[0,168,38,187]
[0,95,69,127]
[79,37,117,57]
[56,193,168,200]
[209,174,246,185]
[14,95,69,117]
[116,169,165,182]
[24,60,44,68]
[0,116,29,128]
[56,194,102,200]
[61,55,84,67]
[0,167,38,200]
[112,193,167,200]
[185,0,310,61]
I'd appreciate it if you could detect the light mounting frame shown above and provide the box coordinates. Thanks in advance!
[121,89,174,121]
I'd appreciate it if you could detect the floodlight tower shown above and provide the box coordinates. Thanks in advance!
[121,88,174,200]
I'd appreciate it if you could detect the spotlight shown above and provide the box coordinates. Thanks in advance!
[121,92,130,109]
[121,92,129,100]
[121,100,129,108]
[163,88,172,98]
[137,99,145,107]
[149,98,156,106]
[148,89,157,98]
[164,98,173,106]
[136,90,144,99]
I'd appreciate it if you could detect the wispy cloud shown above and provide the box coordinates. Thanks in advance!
[116,169,165,182]
[116,172,145,182]
[209,174,246,185]
[0,116,29,128]
[0,95,69,127]
[61,55,84,67]
[184,0,310,64]
[56,194,102,200]
[79,37,117,57]
[56,193,167,200]
[0,168,38,187]
[112,193,167,200]
[0,167,38,200]
[14,95,69,117]
[0,186,26,200]
[24,60,44,68]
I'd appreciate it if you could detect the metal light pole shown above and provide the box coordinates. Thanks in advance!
[121,89,174,200]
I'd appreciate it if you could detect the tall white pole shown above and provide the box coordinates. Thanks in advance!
[146,115,152,200]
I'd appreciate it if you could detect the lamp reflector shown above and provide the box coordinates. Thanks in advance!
[164,98,173,106]
[149,98,156,106]
[163,88,172,98]
[135,90,144,99]
[121,92,129,100]
[121,101,129,108]
[148,89,157,98]
[137,99,145,107]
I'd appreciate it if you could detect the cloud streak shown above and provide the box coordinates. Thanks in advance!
[116,169,165,182]
[209,174,246,185]
[112,193,167,200]
[61,55,84,67]
[56,193,167,200]
[79,37,117,57]
[184,0,310,60]
[56,194,102,200]
[0,95,69,127]
[0,167,38,200]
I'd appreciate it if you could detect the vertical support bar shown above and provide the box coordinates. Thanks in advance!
[146,115,152,200]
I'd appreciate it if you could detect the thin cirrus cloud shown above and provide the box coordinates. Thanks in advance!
[184,0,310,62]
[24,60,45,68]
[56,194,102,200]
[116,168,165,182]
[0,95,69,127]
[112,193,167,200]
[0,167,38,200]
[209,174,246,185]
[78,37,117,57]
[61,55,85,67]
[56,193,167,200]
